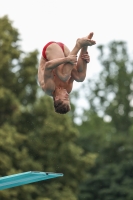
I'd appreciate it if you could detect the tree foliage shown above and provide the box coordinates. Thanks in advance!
[77,41,133,200]
[83,41,133,133]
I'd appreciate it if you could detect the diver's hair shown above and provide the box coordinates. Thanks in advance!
[54,99,71,114]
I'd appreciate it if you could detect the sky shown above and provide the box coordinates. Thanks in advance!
[0,0,133,115]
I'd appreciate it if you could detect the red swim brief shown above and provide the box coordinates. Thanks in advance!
[42,41,64,60]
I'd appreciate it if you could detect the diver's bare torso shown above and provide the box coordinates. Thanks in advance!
[38,56,74,96]
[52,69,74,94]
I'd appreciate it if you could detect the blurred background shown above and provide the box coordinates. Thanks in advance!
[0,0,133,199]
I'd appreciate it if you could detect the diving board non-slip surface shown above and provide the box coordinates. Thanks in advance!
[0,171,63,190]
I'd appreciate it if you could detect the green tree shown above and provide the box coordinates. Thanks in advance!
[83,41,133,134]
[0,15,40,199]
[77,41,133,200]
[0,15,38,106]
[79,134,133,200]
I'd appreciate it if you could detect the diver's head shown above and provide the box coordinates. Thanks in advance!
[53,87,71,114]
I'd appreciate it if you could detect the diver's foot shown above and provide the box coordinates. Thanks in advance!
[76,32,96,48]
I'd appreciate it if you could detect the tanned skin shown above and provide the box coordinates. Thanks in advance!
[38,32,96,113]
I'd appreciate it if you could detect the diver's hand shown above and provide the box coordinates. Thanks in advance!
[67,55,77,65]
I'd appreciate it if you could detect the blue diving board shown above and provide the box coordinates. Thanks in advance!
[0,171,63,190]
